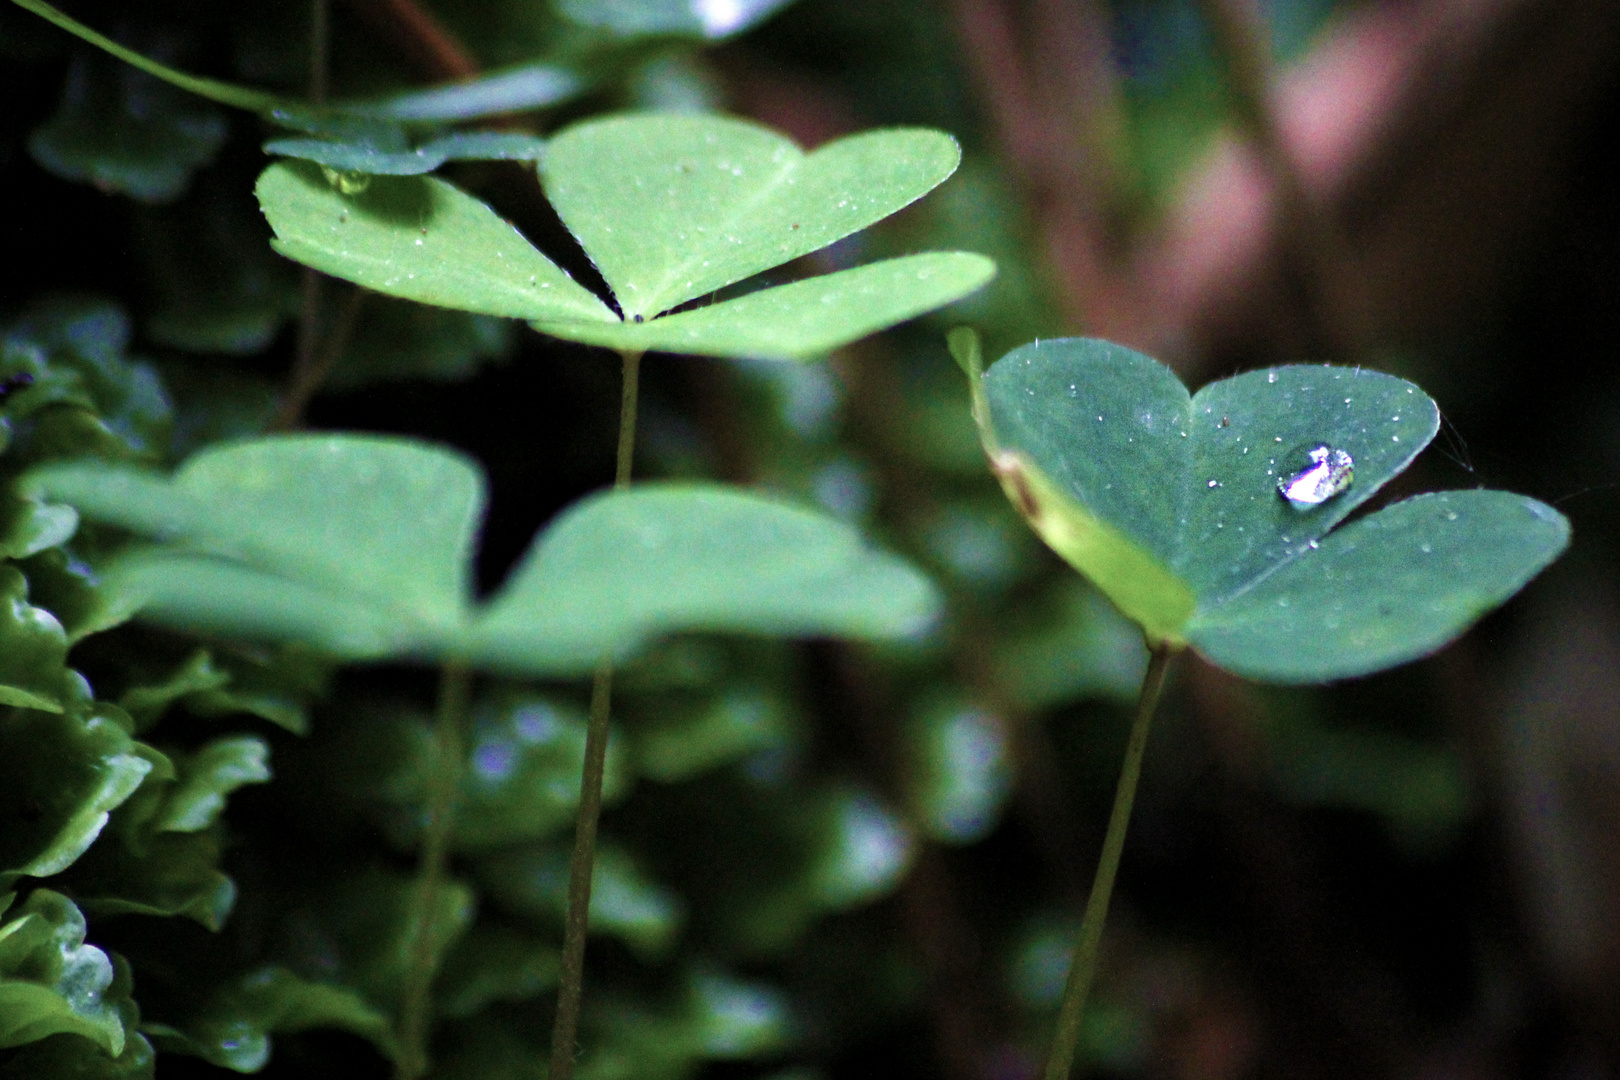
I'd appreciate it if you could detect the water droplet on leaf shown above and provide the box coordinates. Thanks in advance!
[1277,444,1354,507]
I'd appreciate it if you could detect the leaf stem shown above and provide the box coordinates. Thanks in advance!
[548,348,642,1080]
[1042,642,1175,1080]
[395,660,472,1080]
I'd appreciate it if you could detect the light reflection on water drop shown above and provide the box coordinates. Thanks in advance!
[1277,444,1354,507]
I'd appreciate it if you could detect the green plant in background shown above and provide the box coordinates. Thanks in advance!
[949,331,1569,1079]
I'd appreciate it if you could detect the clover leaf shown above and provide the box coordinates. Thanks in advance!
[255,113,995,360]
[24,434,939,674]
[960,335,1569,682]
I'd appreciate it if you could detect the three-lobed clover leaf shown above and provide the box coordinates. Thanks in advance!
[960,336,1569,682]
[254,112,996,361]
[24,434,940,675]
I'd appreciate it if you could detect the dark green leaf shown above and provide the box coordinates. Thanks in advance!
[0,675,150,882]
[1187,490,1571,682]
[28,54,228,203]
[331,298,512,389]
[0,565,71,711]
[434,926,559,1019]
[981,338,1569,676]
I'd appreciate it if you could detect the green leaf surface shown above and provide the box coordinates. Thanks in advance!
[981,338,1570,678]
[469,483,941,672]
[0,890,125,1054]
[28,438,942,675]
[540,114,961,319]
[36,435,481,637]
[530,253,996,361]
[1188,490,1571,682]
[256,161,615,323]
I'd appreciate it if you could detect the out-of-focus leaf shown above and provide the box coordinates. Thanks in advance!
[576,968,790,1080]
[455,694,630,848]
[117,650,230,731]
[557,0,799,39]
[1,296,172,462]
[0,489,78,560]
[471,484,941,673]
[0,890,125,1054]
[631,684,792,783]
[331,298,512,389]
[991,578,1148,709]
[58,737,268,929]
[477,842,683,958]
[29,441,943,675]
[28,54,228,203]
[17,549,121,646]
[143,966,394,1072]
[275,866,473,1013]
[434,926,560,1019]
[117,646,327,736]
[1,675,151,883]
[364,63,584,121]
[136,178,299,356]
[901,693,1010,844]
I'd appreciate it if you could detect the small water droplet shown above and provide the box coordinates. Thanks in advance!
[1308,539,1320,549]
[1097,415,1104,422]
[1392,415,1400,421]
[1421,543,1433,554]
[1446,511,1458,521]
[1392,435,1401,442]
[1208,479,1220,488]
[1267,372,1278,383]
[1277,444,1354,507]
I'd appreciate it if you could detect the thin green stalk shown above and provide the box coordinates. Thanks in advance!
[548,349,642,1080]
[1043,643,1175,1080]
[395,661,473,1080]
